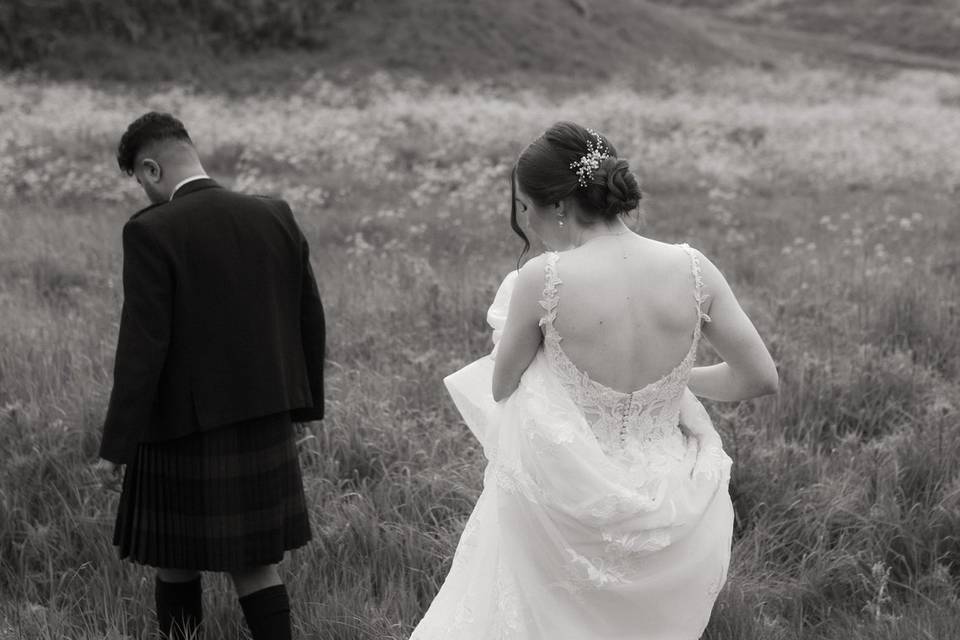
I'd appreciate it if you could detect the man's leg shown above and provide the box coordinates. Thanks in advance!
[155,568,203,639]
[230,564,291,640]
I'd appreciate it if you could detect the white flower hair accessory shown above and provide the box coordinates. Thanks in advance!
[569,129,610,188]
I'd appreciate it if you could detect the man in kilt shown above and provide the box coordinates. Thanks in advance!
[93,112,325,640]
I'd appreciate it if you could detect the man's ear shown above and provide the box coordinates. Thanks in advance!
[140,158,162,183]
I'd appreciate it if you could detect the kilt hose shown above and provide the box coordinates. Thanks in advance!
[113,411,312,571]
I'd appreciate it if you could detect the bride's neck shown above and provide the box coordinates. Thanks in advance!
[571,218,632,248]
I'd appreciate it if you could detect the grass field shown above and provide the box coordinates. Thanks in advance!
[1,62,960,639]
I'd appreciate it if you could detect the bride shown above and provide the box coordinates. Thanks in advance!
[411,122,778,639]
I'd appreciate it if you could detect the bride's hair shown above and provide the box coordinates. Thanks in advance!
[510,121,643,259]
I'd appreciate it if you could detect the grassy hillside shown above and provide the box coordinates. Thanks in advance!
[654,0,960,61]
[2,65,960,638]
[0,0,737,88]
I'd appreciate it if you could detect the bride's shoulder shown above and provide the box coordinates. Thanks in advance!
[507,253,553,310]
[671,242,733,305]
[671,240,713,270]
[514,251,553,277]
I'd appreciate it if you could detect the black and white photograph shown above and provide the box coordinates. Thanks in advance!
[1,1,959,638]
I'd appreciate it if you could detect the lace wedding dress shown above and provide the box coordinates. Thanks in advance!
[411,244,734,640]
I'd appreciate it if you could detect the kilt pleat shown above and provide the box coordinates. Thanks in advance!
[113,412,312,571]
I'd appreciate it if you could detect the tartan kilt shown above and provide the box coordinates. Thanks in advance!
[113,411,312,571]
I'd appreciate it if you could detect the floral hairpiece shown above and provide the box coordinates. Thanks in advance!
[569,129,610,188]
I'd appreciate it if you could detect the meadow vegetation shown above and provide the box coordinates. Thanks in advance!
[652,0,960,61]
[1,62,959,639]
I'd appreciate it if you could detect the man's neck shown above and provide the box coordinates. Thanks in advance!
[169,173,210,201]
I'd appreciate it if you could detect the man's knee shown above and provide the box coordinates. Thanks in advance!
[229,564,281,597]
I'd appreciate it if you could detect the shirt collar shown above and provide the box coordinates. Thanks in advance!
[170,174,210,201]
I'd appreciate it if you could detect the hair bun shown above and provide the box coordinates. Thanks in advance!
[597,157,642,217]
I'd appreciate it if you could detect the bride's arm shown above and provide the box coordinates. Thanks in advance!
[688,250,779,401]
[492,256,546,402]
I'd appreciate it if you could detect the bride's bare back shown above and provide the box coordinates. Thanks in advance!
[493,231,777,404]
[549,235,701,394]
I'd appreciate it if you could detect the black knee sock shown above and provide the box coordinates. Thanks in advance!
[155,575,203,639]
[238,584,291,640]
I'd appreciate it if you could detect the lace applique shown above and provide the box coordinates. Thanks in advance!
[678,242,712,325]
[492,559,525,637]
[450,596,476,629]
[492,456,547,503]
[560,525,675,593]
[602,528,672,555]
[691,434,733,483]
[575,479,667,525]
[538,251,562,331]
[564,547,630,589]
[539,245,709,460]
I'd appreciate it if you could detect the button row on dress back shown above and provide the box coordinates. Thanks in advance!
[617,395,635,445]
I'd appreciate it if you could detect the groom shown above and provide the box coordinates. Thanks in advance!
[93,112,326,639]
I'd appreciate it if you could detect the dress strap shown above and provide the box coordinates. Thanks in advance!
[679,243,712,327]
[538,251,562,332]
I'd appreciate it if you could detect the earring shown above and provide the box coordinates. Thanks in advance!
[558,217,565,227]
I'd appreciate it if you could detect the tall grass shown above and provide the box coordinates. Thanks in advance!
[1,65,959,638]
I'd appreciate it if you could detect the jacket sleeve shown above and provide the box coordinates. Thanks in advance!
[99,220,173,463]
[288,207,326,422]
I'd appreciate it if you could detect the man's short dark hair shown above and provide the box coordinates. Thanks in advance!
[117,112,192,175]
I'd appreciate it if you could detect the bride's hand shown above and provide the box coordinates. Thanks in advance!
[679,388,727,481]
[679,387,712,439]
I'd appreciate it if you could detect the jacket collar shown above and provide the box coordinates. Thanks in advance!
[170,177,222,201]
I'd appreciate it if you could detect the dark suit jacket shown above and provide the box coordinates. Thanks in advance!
[99,178,326,464]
